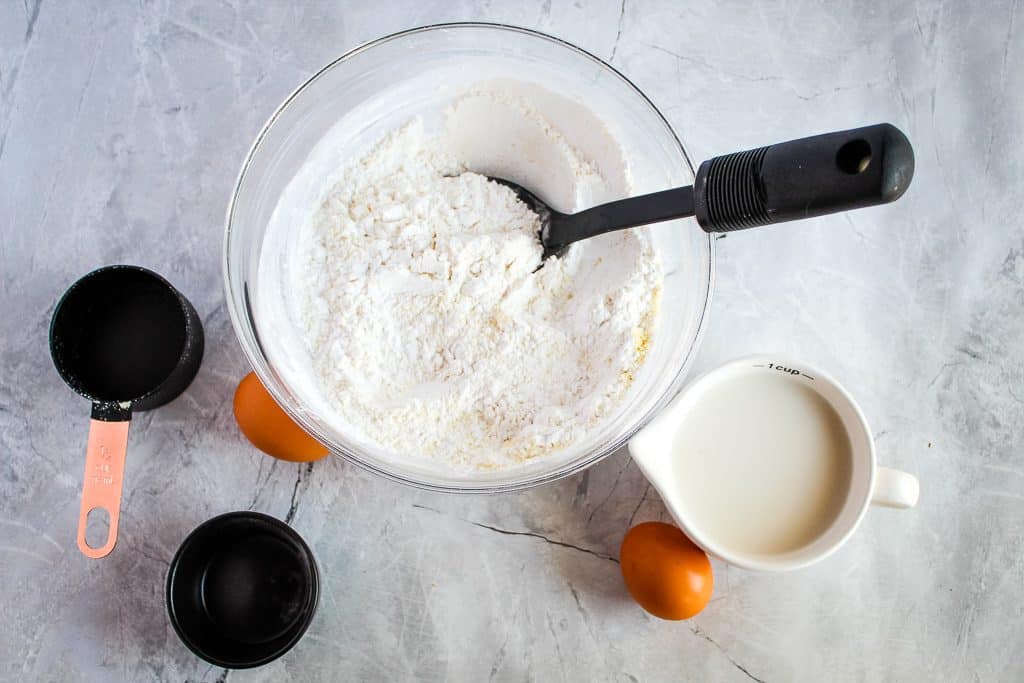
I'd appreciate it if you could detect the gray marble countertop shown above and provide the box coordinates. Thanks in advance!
[2,1,1022,681]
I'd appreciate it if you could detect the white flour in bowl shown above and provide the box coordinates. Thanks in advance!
[295,87,661,469]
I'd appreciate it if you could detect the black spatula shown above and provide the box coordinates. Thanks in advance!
[489,123,914,262]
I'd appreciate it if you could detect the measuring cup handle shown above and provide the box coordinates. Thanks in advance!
[77,406,131,559]
[871,466,920,509]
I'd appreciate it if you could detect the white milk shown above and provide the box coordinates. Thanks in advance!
[671,373,852,557]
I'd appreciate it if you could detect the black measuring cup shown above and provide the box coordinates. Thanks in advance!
[49,265,204,558]
[167,512,320,668]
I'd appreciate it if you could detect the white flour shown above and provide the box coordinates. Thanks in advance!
[297,91,661,469]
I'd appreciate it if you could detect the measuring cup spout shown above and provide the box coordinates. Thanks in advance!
[627,416,678,509]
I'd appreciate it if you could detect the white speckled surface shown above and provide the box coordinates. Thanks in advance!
[2,1,1022,681]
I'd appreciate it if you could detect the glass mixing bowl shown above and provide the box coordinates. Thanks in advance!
[224,23,713,492]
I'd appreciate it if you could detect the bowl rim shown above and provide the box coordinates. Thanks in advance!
[223,21,715,493]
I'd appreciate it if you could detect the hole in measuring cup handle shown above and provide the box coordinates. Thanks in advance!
[84,507,111,550]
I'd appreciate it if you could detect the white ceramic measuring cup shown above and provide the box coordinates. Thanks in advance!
[628,355,919,572]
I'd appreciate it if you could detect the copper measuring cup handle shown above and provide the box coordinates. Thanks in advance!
[77,404,132,558]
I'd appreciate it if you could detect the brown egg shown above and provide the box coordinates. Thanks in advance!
[233,372,328,462]
[620,522,714,620]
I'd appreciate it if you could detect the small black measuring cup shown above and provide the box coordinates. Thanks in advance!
[50,265,204,558]
[167,512,320,668]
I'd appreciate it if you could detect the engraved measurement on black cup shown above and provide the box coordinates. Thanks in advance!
[752,362,816,380]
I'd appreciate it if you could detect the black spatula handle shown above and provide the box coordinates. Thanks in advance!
[693,123,914,232]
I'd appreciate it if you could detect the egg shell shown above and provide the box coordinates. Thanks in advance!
[233,372,329,462]
[620,521,714,620]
